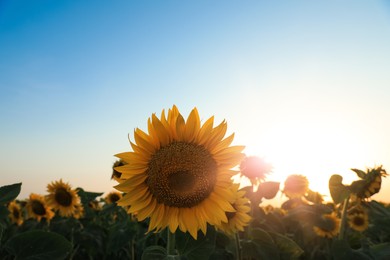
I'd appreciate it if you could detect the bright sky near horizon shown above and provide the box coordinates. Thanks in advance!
[1,1,390,205]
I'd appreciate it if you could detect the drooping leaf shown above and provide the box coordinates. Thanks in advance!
[176,226,216,260]
[258,182,280,200]
[268,231,304,260]
[250,228,280,260]
[331,239,371,260]
[370,243,390,260]
[0,183,21,205]
[76,187,103,204]
[329,175,350,204]
[4,230,72,260]
[141,246,168,260]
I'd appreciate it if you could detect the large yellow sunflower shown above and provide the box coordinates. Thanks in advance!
[8,201,24,226]
[114,105,245,239]
[283,174,309,199]
[26,193,55,222]
[215,184,251,236]
[313,212,340,239]
[46,179,81,217]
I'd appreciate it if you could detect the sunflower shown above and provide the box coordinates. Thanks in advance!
[215,184,251,236]
[8,201,24,226]
[105,191,122,204]
[313,212,340,238]
[351,166,388,199]
[240,156,272,186]
[283,174,309,199]
[46,179,81,217]
[26,193,55,222]
[114,105,245,239]
[347,205,369,232]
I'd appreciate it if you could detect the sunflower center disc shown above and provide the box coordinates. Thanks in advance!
[147,142,217,208]
[353,216,365,226]
[13,208,20,218]
[31,200,46,215]
[55,188,73,206]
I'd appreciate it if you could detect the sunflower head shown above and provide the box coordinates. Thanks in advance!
[26,193,55,222]
[283,174,309,199]
[313,212,340,239]
[46,179,81,217]
[105,191,122,204]
[350,166,388,199]
[347,204,369,232]
[8,201,24,226]
[114,105,245,239]
[240,156,272,186]
[215,184,251,236]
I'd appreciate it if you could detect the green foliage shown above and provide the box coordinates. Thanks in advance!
[4,230,72,260]
[176,226,217,260]
[0,183,21,205]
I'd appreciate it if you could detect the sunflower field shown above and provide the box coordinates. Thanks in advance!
[1,106,390,260]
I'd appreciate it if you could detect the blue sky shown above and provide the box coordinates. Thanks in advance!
[1,1,390,203]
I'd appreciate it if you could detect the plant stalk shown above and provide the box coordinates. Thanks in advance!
[338,196,350,240]
[235,232,242,260]
[167,230,176,256]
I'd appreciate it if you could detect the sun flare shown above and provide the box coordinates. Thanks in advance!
[240,120,375,201]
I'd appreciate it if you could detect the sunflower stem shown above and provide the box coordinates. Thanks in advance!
[235,232,242,260]
[167,230,176,256]
[338,196,350,240]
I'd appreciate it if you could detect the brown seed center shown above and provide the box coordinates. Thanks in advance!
[146,142,217,208]
[55,188,72,206]
[31,200,46,215]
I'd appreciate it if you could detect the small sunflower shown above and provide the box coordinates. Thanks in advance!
[283,174,309,199]
[114,105,245,239]
[26,193,55,222]
[347,205,369,232]
[105,191,122,204]
[240,156,272,186]
[313,212,340,239]
[46,179,81,217]
[262,204,274,215]
[8,201,24,226]
[215,184,251,236]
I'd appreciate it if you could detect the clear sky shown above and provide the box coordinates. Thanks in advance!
[1,0,390,204]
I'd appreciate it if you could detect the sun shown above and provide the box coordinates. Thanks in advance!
[240,119,372,201]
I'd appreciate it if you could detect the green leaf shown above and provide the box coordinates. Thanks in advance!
[141,246,167,260]
[268,231,304,260]
[351,168,367,179]
[329,175,350,204]
[331,239,371,260]
[176,226,216,260]
[0,205,9,220]
[106,222,135,253]
[0,183,22,205]
[258,182,280,199]
[250,228,280,260]
[76,188,103,204]
[370,243,390,260]
[4,230,72,260]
